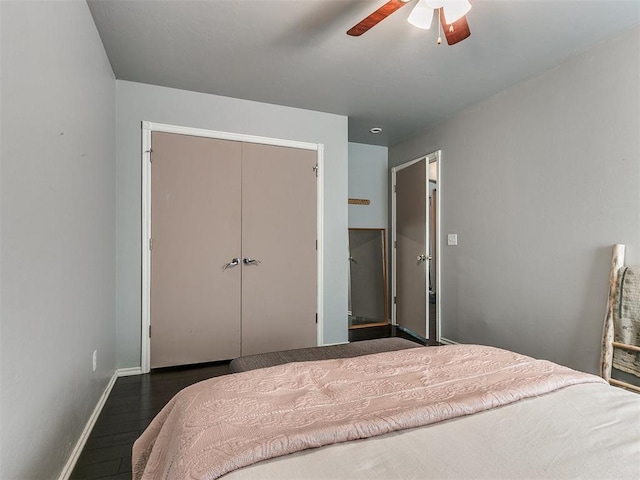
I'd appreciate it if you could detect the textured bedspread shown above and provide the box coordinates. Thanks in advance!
[132,345,605,480]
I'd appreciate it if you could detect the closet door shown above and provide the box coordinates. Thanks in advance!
[241,143,318,355]
[150,133,242,368]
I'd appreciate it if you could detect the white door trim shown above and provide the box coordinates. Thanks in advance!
[391,150,442,342]
[141,121,324,373]
[433,151,442,344]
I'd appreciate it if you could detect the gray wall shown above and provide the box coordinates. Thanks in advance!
[390,26,640,375]
[348,142,389,228]
[0,1,116,478]
[115,81,349,367]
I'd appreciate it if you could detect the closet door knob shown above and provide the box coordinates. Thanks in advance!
[243,257,261,266]
[222,258,240,271]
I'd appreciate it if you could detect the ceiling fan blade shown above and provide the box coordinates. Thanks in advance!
[347,0,410,37]
[439,8,470,45]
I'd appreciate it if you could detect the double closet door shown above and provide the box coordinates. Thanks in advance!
[150,132,317,368]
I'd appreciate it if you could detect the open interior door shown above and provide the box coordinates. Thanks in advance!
[392,157,429,339]
[392,151,440,341]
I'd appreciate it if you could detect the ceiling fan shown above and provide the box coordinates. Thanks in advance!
[347,0,472,45]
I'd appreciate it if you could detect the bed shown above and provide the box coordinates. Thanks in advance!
[132,343,640,480]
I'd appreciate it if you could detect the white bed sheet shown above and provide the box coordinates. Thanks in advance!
[224,383,640,479]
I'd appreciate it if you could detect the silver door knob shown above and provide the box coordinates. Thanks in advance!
[243,257,261,266]
[222,258,240,271]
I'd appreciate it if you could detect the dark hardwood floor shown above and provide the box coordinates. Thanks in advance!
[69,362,231,479]
[70,324,426,479]
[349,323,433,345]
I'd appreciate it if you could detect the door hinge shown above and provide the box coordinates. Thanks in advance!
[394,240,397,249]
[313,164,319,177]
[394,184,397,193]
[146,149,152,163]
[394,296,397,304]
[315,313,318,324]
[148,325,151,338]
[149,238,153,250]
[315,239,318,250]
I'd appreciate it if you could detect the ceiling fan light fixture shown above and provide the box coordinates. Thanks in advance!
[407,0,434,30]
[442,0,471,24]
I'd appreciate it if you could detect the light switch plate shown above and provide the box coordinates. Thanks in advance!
[447,234,458,246]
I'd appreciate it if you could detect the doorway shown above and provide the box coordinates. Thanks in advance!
[391,151,441,343]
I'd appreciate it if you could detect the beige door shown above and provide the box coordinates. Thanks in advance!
[240,143,318,355]
[150,133,242,368]
[394,158,428,339]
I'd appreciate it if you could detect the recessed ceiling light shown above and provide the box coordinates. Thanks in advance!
[370,127,383,134]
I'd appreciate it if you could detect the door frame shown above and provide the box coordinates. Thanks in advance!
[391,150,442,342]
[141,121,325,373]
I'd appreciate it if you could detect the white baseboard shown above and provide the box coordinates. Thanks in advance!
[321,341,350,346]
[117,366,143,377]
[439,337,459,345]
[58,366,144,479]
[58,371,118,480]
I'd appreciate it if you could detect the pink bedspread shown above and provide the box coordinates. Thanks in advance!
[132,345,605,480]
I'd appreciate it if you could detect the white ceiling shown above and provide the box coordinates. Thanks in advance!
[87,0,640,146]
